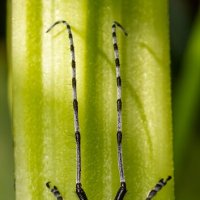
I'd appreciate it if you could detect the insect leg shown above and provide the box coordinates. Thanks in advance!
[46,182,63,200]
[146,176,172,200]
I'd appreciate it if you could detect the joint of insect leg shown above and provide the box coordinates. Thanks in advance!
[117,77,121,87]
[114,182,127,200]
[72,77,76,88]
[73,99,78,112]
[120,182,127,192]
[117,131,122,145]
[117,99,122,111]
[75,131,80,143]
[76,183,88,200]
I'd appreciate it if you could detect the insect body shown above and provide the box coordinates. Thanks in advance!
[46,20,171,200]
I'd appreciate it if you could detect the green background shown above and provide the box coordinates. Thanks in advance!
[0,0,200,199]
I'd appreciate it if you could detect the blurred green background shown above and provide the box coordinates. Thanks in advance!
[0,0,199,199]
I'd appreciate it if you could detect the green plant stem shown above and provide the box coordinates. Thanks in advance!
[11,0,174,199]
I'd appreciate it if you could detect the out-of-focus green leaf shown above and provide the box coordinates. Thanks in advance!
[174,11,200,168]
[173,10,200,200]
[0,41,14,200]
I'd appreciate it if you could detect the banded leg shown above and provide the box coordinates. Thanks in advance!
[112,21,128,200]
[146,176,172,200]
[46,20,87,200]
[46,182,63,200]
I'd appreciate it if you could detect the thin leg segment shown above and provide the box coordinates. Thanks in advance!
[112,21,128,200]
[146,176,172,200]
[46,182,63,200]
[46,20,87,200]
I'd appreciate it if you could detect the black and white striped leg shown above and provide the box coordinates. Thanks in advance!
[46,20,87,200]
[112,21,128,200]
[46,182,63,200]
[146,176,172,200]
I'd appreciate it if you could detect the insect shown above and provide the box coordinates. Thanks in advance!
[46,20,172,200]
[146,176,172,200]
[46,20,87,200]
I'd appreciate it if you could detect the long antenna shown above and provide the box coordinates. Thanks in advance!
[46,20,88,200]
[112,21,128,200]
